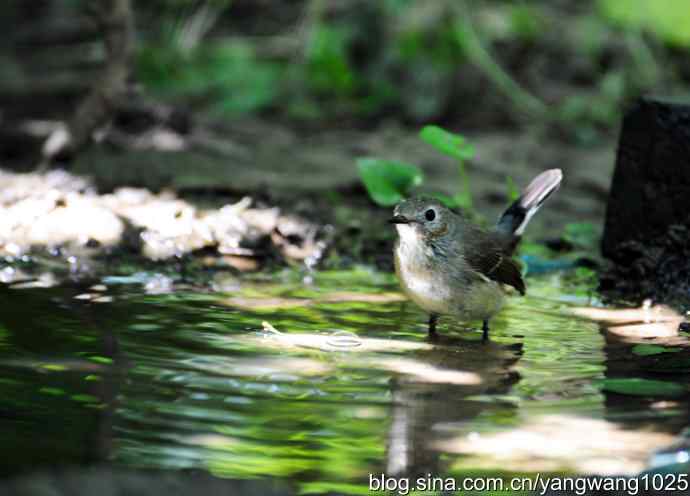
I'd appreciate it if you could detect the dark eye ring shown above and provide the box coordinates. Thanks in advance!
[425,209,436,221]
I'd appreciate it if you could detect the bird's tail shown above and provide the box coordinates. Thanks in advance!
[497,169,563,236]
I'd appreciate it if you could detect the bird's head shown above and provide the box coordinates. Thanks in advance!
[389,197,456,244]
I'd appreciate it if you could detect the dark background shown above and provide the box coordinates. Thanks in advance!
[2,0,690,232]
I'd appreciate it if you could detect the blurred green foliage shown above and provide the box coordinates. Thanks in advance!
[137,40,281,115]
[599,0,690,47]
[134,0,690,136]
[305,25,356,96]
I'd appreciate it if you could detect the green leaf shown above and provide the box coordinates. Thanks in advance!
[71,394,100,403]
[39,387,65,396]
[41,364,67,372]
[632,344,681,357]
[357,158,423,206]
[419,125,475,161]
[89,356,113,365]
[597,378,686,398]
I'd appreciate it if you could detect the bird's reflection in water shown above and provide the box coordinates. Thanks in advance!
[386,334,523,479]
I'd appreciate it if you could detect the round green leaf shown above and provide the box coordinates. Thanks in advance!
[632,344,681,357]
[419,125,475,161]
[357,158,423,206]
[597,378,686,398]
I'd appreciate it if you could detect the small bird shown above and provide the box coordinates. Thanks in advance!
[390,169,563,340]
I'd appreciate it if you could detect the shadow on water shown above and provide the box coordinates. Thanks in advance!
[0,269,689,493]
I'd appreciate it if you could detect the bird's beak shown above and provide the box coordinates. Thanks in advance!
[388,215,411,224]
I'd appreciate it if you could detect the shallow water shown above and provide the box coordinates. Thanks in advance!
[1,267,689,494]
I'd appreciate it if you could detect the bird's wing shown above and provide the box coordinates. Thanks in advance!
[463,235,526,295]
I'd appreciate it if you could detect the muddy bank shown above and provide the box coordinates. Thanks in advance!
[66,119,614,232]
[0,120,612,282]
[69,120,613,271]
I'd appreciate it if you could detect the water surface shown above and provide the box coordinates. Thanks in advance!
[1,268,689,494]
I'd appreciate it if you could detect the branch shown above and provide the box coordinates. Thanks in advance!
[41,0,134,165]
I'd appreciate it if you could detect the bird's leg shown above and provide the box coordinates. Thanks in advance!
[428,314,438,338]
[482,320,490,341]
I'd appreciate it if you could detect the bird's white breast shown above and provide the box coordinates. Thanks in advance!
[394,225,451,314]
[394,224,505,320]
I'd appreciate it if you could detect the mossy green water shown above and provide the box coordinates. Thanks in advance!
[0,268,688,493]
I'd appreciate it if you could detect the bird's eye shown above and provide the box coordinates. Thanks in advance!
[424,209,436,221]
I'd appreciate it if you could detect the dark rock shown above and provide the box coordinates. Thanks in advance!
[601,97,690,310]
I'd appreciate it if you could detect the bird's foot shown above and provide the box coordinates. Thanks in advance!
[428,314,439,341]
